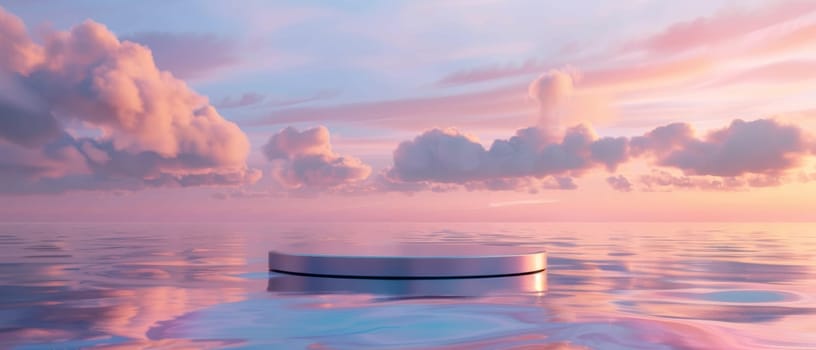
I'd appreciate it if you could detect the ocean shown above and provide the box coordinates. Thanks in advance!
[1,222,814,349]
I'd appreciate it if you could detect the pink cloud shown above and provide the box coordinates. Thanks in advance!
[242,53,729,133]
[262,126,371,189]
[247,57,713,131]
[248,70,595,133]
[707,60,816,87]
[582,56,715,90]
[436,58,553,86]
[253,40,813,133]
[0,7,41,74]
[427,2,816,95]
[624,1,816,54]
[0,7,259,194]
[248,83,524,130]
[528,69,576,140]
[263,126,333,160]
[750,23,816,56]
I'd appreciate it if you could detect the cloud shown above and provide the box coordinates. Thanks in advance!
[707,60,816,87]
[0,90,61,148]
[798,170,816,183]
[384,118,813,193]
[583,56,715,91]
[638,170,784,191]
[528,69,576,139]
[386,125,628,191]
[240,0,816,137]
[630,122,696,156]
[642,119,810,176]
[429,2,814,88]
[262,126,371,189]
[0,7,259,194]
[437,58,552,86]
[606,175,632,192]
[247,66,617,133]
[0,7,42,74]
[123,31,239,79]
[262,126,332,160]
[247,82,525,131]
[624,1,816,55]
[431,2,816,88]
[750,23,816,56]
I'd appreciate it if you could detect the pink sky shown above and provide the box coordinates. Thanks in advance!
[1,1,815,221]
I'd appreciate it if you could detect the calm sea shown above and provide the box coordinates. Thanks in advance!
[1,222,814,349]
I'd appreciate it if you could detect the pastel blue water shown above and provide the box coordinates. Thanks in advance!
[1,222,815,349]
[699,290,789,303]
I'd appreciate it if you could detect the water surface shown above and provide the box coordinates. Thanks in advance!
[1,222,815,349]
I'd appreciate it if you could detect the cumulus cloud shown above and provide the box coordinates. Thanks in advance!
[630,122,695,156]
[262,126,371,189]
[637,119,810,176]
[262,126,332,160]
[528,69,576,140]
[0,7,259,194]
[0,9,41,74]
[385,117,812,192]
[386,125,628,192]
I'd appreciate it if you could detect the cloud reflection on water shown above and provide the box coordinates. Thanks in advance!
[0,222,815,349]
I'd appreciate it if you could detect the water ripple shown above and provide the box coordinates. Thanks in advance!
[0,222,814,349]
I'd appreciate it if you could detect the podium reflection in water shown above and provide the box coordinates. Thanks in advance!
[267,271,547,297]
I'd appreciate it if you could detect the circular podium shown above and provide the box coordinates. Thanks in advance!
[269,244,546,279]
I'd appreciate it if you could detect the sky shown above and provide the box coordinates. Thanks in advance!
[1,0,815,222]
